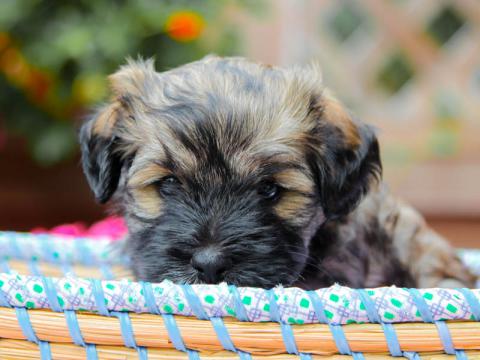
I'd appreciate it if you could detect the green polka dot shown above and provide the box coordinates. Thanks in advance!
[64,283,72,291]
[52,252,59,259]
[26,301,35,309]
[324,309,333,319]
[128,296,134,304]
[359,301,365,310]
[423,292,433,300]
[57,296,65,307]
[242,296,252,305]
[33,284,43,293]
[329,294,339,302]
[225,306,236,316]
[391,298,402,308]
[106,283,115,290]
[104,298,108,305]
[204,295,215,304]
[178,303,185,312]
[367,290,375,296]
[163,304,173,313]
[15,293,23,303]
[446,303,457,313]
[263,303,270,312]
[299,298,310,308]
[415,310,421,317]
[296,319,304,324]
[31,255,38,261]
[140,289,144,296]
[384,311,395,320]
[0,279,4,287]
[454,294,461,300]
[346,319,357,324]
[287,317,295,324]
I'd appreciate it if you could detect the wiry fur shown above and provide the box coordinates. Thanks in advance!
[79,56,475,288]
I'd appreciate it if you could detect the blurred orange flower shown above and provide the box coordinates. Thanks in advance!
[165,11,205,42]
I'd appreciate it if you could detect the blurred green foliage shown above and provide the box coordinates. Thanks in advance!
[0,0,245,165]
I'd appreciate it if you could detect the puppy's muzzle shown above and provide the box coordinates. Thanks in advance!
[191,246,232,283]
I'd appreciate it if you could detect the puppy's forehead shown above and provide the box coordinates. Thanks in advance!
[130,58,319,176]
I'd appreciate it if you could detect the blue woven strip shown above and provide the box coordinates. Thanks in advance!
[267,289,299,354]
[408,288,433,322]
[403,351,422,359]
[137,346,148,360]
[42,277,62,312]
[100,263,114,280]
[228,285,249,321]
[435,320,455,354]
[15,307,39,343]
[7,231,22,258]
[187,350,201,360]
[162,313,188,351]
[74,239,93,265]
[356,289,381,323]
[329,324,352,355]
[210,317,236,352]
[0,286,11,307]
[64,310,86,346]
[381,323,402,356]
[90,278,109,316]
[38,234,55,263]
[0,257,10,273]
[456,350,469,359]
[459,288,480,321]
[181,284,208,320]
[299,353,312,360]
[60,262,74,276]
[307,290,355,355]
[141,282,160,314]
[142,282,201,357]
[29,260,42,276]
[306,291,329,323]
[352,352,366,359]
[39,340,52,360]
[112,311,137,348]
[356,289,402,356]
[86,344,99,360]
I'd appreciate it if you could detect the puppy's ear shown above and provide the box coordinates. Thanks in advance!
[79,104,124,203]
[79,58,156,203]
[308,91,382,219]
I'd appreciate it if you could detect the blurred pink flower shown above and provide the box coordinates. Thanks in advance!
[31,216,127,240]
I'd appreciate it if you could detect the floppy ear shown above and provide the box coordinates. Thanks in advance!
[79,58,156,203]
[79,104,124,203]
[308,92,382,219]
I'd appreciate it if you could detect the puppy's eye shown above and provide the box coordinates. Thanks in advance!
[155,175,181,195]
[257,180,280,200]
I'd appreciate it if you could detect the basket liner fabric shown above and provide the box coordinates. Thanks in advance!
[1,231,479,325]
[0,273,479,325]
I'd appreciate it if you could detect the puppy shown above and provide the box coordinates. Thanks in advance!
[80,56,475,289]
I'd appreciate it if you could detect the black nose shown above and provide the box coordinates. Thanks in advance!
[191,247,231,284]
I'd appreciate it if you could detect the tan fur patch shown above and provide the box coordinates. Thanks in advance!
[92,103,122,137]
[321,91,361,148]
[127,163,171,218]
[130,185,164,219]
[274,192,312,225]
[274,169,314,194]
[128,163,171,188]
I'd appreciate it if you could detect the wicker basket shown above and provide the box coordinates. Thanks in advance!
[0,231,479,359]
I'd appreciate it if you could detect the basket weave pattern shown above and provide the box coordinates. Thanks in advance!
[0,231,479,359]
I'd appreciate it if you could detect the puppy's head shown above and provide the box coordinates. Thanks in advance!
[80,56,381,287]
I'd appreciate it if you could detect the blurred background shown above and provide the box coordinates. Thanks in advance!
[0,0,478,247]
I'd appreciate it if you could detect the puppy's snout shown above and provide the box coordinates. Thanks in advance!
[191,247,231,284]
